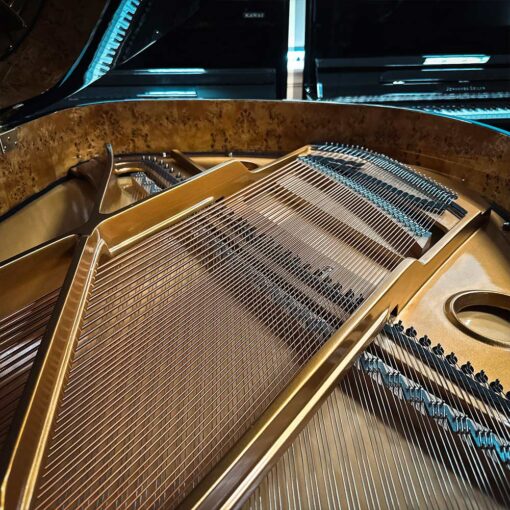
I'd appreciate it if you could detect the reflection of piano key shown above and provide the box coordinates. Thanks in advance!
[421,105,510,120]
[332,94,510,124]
[85,0,142,84]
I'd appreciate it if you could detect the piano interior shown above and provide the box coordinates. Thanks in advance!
[0,100,509,509]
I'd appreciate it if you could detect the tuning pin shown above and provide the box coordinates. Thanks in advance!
[475,370,488,384]
[405,326,417,337]
[461,361,475,375]
[432,344,444,356]
[446,352,457,365]
[419,335,431,347]
[490,379,503,393]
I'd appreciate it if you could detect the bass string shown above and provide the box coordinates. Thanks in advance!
[0,289,59,454]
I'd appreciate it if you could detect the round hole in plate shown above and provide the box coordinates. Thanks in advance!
[445,291,510,348]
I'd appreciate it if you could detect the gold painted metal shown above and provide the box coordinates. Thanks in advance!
[242,354,508,510]
[99,175,145,214]
[190,154,277,170]
[0,236,78,508]
[0,181,95,264]
[0,136,503,510]
[97,148,309,256]
[398,211,510,389]
[2,147,483,508]
[445,290,510,347]
[0,236,77,319]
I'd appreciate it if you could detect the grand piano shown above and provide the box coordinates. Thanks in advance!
[1,1,510,509]
[306,0,510,131]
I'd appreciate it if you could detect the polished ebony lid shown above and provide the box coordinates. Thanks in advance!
[0,0,195,129]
